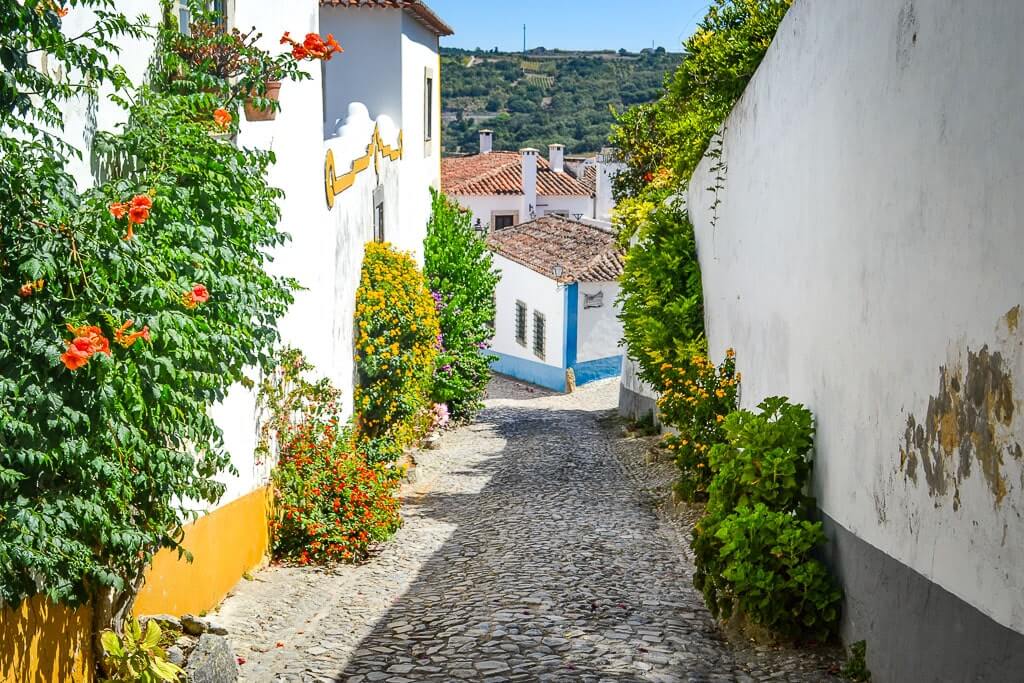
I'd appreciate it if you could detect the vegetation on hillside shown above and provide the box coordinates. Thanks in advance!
[441,47,681,155]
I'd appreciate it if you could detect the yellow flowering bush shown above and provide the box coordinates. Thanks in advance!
[353,242,439,463]
[658,348,740,501]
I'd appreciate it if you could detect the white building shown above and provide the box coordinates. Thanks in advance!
[441,131,605,230]
[43,0,452,620]
[486,216,625,392]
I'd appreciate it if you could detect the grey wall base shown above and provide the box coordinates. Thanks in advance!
[618,384,659,425]
[820,513,1024,683]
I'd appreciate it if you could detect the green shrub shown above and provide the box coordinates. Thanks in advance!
[423,190,499,423]
[709,504,840,638]
[658,350,739,501]
[260,349,402,565]
[617,201,705,389]
[100,617,183,683]
[693,397,841,640]
[353,242,439,462]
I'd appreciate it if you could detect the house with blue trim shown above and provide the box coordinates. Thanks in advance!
[485,215,625,392]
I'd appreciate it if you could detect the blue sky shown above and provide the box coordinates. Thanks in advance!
[427,0,711,53]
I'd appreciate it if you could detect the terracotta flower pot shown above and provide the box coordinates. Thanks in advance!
[243,80,282,122]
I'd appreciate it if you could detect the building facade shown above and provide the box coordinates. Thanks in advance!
[486,216,625,392]
[1,2,453,673]
[442,131,609,230]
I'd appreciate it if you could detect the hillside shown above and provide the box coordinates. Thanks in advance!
[441,47,682,156]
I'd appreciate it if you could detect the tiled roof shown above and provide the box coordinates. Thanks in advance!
[486,215,625,283]
[442,152,593,197]
[319,0,454,37]
[576,165,597,195]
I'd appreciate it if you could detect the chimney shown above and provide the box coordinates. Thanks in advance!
[520,148,538,220]
[548,143,565,173]
[479,129,493,154]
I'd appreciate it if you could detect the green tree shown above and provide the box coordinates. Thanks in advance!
[424,191,499,422]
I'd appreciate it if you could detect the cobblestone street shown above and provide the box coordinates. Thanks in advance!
[216,377,839,682]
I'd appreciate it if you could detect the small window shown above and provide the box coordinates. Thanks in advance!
[548,210,569,217]
[424,73,434,141]
[583,291,604,309]
[532,311,545,359]
[515,301,527,346]
[178,0,228,34]
[374,201,385,243]
[494,213,517,230]
[177,0,191,33]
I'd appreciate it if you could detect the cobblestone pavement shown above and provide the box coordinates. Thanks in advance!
[216,376,840,682]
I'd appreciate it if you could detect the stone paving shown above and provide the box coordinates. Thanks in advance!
[215,376,841,682]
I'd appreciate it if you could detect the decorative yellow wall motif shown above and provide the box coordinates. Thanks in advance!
[325,124,403,209]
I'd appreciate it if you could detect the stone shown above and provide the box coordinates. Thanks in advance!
[184,634,238,683]
[180,613,209,636]
[165,645,186,668]
[143,614,182,631]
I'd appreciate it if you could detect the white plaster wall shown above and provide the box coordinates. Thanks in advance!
[595,159,624,223]
[537,195,593,220]
[453,195,523,230]
[688,0,1024,634]
[320,8,402,137]
[491,254,565,368]
[576,281,623,362]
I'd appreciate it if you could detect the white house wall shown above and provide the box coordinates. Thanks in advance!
[687,1,1024,679]
[576,281,623,363]
[491,254,565,369]
[536,195,592,221]
[320,8,403,138]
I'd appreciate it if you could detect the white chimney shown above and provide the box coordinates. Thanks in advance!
[520,148,538,220]
[549,143,565,173]
[479,129,493,154]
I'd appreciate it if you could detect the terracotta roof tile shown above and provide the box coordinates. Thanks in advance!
[486,215,624,283]
[442,152,593,197]
[319,0,454,37]
[576,165,598,195]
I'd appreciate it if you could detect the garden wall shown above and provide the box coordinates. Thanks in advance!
[687,1,1024,679]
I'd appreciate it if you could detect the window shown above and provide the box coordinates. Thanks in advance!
[424,70,434,142]
[374,201,385,243]
[583,291,604,309]
[532,311,545,359]
[178,0,228,34]
[493,212,517,230]
[515,301,527,346]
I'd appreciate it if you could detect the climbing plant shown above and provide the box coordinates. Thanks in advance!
[0,0,299,647]
[423,190,499,423]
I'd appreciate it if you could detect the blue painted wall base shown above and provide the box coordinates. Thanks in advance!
[488,351,567,392]
[572,355,623,385]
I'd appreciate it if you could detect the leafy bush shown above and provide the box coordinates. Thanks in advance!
[353,242,439,462]
[100,617,182,682]
[617,200,705,388]
[659,350,739,501]
[692,397,841,640]
[423,190,499,422]
[259,349,402,565]
[0,1,295,621]
[709,504,840,638]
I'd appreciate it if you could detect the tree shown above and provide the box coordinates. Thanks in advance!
[423,191,499,422]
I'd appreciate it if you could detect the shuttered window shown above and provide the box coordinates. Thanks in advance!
[515,301,527,346]
[533,311,545,359]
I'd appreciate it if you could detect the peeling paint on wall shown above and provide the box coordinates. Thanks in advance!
[899,306,1024,509]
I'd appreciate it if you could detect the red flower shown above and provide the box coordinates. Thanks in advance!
[127,204,150,225]
[114,320,152,348]
[131,194,153,210]
[18,283,33,298]
[182,283,210,309]
[213,108,232,129]
[109,202,128,219]
[60,324,110,371]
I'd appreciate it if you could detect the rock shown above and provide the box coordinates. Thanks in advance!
[206,620,229,636]
[166,645,186,668]
[181,613,209,636]
[185,634,239,683]
[143,614,182,631]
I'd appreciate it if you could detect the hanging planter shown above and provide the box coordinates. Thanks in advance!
[244,80,281,122]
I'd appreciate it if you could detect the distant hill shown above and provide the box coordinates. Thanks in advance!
[441,47,682,156]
